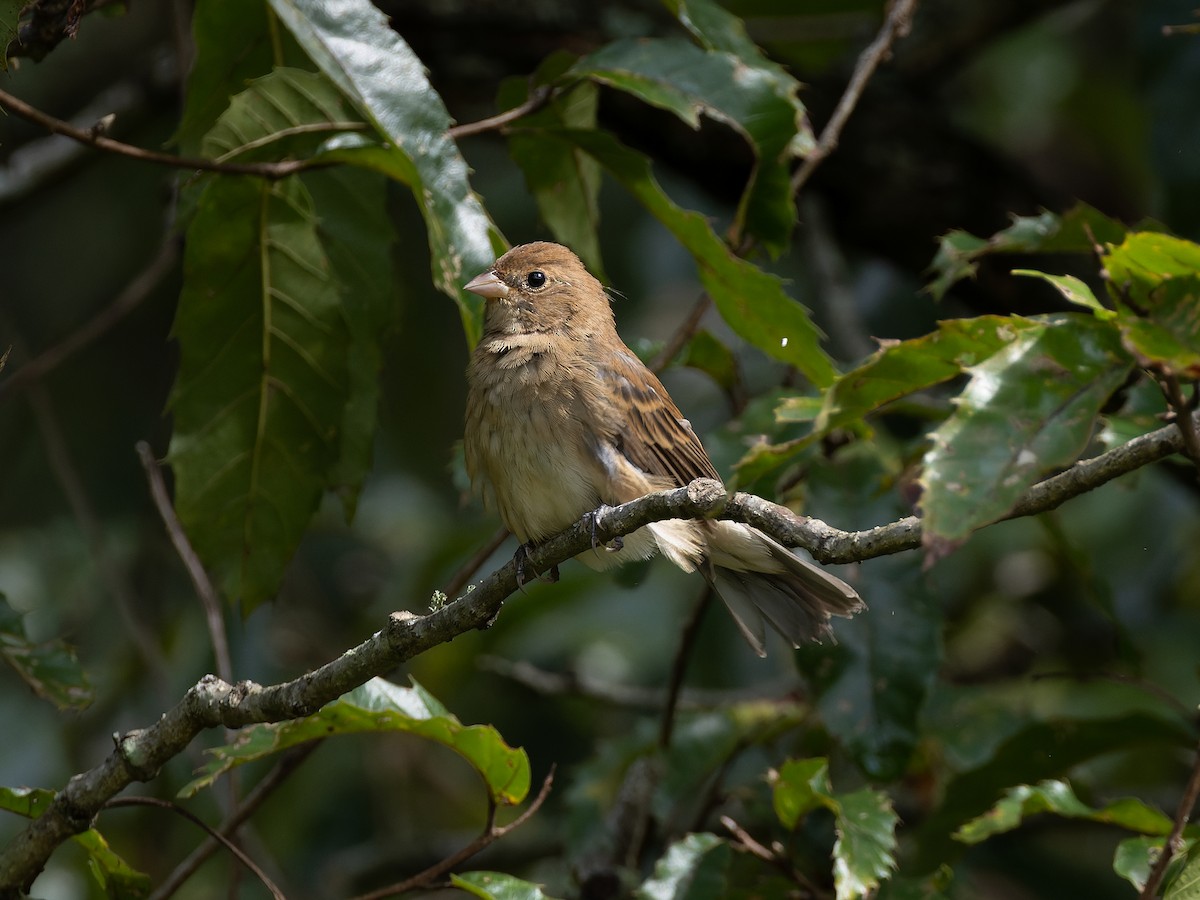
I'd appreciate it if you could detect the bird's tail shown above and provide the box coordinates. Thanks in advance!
[704,521,863,657]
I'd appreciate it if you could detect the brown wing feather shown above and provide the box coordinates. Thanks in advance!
[599,350,721,487]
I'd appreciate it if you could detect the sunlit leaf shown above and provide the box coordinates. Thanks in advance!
[452,871,562,900]
[636,832,731,900]
[772,757,832,829]
[170,175,349,609]
[954,779,1173,844]
[179,677,531,807]
[267,0,499,346]
[919,314,1133,548]
[0,594,92,710]
[538,127,836,387]
[1013,270,1115,320]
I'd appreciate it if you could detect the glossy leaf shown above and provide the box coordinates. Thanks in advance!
[0,787,151,897]
[542,127,836,387]
[919,314,1133,547]
[0,594,92,710]
[1104,233,1200,378]
[267,0,499,346]
[452,872,562,900]
[1013,270,1115,320]
[571,25,809,252]
[170,175,349,609]
[500,55,605,278]
[954,779,1173,844]
[928,203,1131,301]
[180,677,531,807]
[636,832,731,900]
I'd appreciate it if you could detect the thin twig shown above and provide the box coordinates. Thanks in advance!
[651,293,712,373]
[659,588,715,750]
[0,238,179,401]
[721,815,823,896]
[149,743,319,900]
[1140,741,1200,899]
[1160,376,1200,466]
[448,85,555,139]
[135,442,232,683]
[349,769,554,900]
[104,797,286,900]
[790,0,919,197]
[444,526,511,599]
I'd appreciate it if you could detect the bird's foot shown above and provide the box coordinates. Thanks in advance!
[589,505,625,554]
[514,543,560,590]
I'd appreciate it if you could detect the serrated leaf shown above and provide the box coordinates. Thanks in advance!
[919,314,1133,547]
[1013,270,1115,320]
[452,871,562,900]
[0,594,93,710]
[170,175,349,610]
[539,127,836,387]
[179,677,530,807]
[954,779,1173,844]
[1104,233,1200,378]
[637,832,731,900]
[266,0,498,347]
[0,787,151,897]
[833,788,899,900]
[201,67,365,163]
[813,316,1043,436]
[571,29,808,251]
[500,55,605,278]
[913,712,1193,871]
[796,558,942,781]
[927,203,1131,301]
[772,757,833,829]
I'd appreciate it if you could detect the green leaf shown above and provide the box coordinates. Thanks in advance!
[0,0,21,69]
[452,872,562,900]
[571,29,808,252]
[813,316,1043,436]
[772,757,833,829]
[954,779,1173,844]
[681,330,741,394]
[834,789,900,900]
[0,594,93,710]
[637,832,732,900]
[796,558,942,781]
[1168,845,1200,900]
[1114,835,1160,892]
[266,0,499,347]
[919,314,1133,547]
[1013,270,1115,320]
[179,677,531,807]
[303,165,396,517]
[170,175,350,610]
[500,55,605,278]
[927,203,1131,301]
[201,67,366,163]
[0,787,151,897]
[541,127,836,387]
[1104,233,1200,378]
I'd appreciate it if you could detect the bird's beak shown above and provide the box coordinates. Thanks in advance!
[464,270,509,299]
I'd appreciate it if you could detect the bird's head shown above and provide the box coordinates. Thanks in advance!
[464,242,612,336]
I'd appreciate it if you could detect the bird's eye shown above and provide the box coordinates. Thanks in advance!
[526,270,547,289]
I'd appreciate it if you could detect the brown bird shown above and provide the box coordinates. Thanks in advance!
[463,242,863,655]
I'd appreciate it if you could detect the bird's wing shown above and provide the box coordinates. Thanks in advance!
[597,350,721,488]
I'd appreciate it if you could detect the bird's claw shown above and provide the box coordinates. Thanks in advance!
[514,543,560,591]
[590,505,625,554]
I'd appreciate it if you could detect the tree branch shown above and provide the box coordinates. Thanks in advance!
[0,420,1189,893]
[1140,741,1200,899]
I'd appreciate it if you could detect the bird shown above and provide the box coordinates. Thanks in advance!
[462,242,863,655]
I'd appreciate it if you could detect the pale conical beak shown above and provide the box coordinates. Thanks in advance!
[464,270,509,299]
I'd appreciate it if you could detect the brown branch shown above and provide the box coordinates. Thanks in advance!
[349,769,554,900]
[790,0,919,197]
[658,587,714,749]
[103,798,285,900]
[0,237,178,401]
[721,815,824,896]
[1161,375,1200,467]
[0,420,1189,893]
[447,85,555,139]
[1140,741,1200,899]
[0,87,322,180]
[651,293,712,373]
[149,744,319,900]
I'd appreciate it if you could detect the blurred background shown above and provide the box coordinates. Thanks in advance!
[2,1,1199,897]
